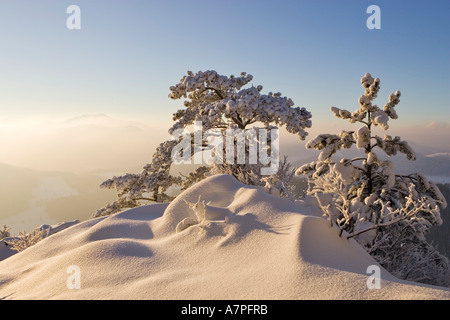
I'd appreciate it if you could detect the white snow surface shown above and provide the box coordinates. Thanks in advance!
[0,175,449,299]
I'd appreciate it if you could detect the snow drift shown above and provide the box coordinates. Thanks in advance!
[0,175,448,299]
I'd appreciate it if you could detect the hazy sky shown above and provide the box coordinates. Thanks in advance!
[0,0,449,171]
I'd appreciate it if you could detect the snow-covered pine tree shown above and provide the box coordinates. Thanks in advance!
[296,73,449,286]
[93,70,312,218]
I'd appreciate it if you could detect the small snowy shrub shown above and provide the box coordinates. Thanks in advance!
[296,73,449,286]
[7,229,49,252]
[94,70,312,218]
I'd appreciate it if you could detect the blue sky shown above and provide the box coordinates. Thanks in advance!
[0,0,449,131]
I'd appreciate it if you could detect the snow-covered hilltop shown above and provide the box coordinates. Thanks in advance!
[0,175,448,299]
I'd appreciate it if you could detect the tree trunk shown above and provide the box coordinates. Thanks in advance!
[366,111,373,195]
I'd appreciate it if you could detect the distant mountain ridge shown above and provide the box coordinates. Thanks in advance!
[62,114,150,131]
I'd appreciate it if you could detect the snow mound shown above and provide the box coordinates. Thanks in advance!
[0,175,449,299]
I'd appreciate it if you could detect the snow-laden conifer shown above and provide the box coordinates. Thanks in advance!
[94,71,312,218]
[296,73,449,286]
